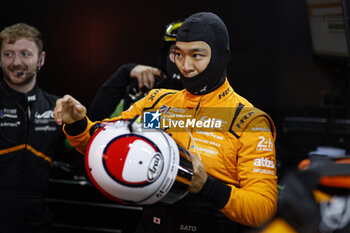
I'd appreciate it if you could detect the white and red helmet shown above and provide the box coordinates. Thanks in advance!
[85,119,193,205]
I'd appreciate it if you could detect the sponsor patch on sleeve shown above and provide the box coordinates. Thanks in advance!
[253,157,275,175]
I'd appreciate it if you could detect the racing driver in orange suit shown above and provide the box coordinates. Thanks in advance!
[54,12,277,233]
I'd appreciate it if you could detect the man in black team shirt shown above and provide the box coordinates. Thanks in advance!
[0,23,64,233]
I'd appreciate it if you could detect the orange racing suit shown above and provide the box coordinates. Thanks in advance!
[64,79,277,229]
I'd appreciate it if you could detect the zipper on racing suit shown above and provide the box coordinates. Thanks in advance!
[24,96,32,150]
[186,97,202,150]
[24,94,37,150]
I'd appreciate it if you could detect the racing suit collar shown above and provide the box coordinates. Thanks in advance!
[183,78,231,107]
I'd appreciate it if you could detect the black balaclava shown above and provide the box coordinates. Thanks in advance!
[176,12,231,95]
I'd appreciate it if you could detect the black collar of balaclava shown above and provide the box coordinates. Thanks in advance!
[176,12,231,95]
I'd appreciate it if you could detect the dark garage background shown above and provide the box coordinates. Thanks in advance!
[1,0,350,232]
[1,0,337,108]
